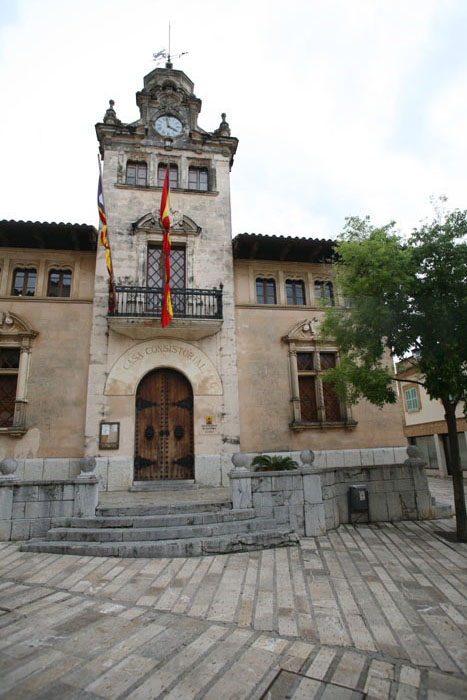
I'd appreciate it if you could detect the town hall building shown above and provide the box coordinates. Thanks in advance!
[0,61,406,492]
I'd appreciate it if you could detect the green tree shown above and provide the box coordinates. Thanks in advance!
[320,205,467,541]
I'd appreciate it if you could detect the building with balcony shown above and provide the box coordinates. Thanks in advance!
[0,62,406,490]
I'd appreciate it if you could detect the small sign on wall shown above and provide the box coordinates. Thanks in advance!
[99,422,120,449]
[201,416,218,434]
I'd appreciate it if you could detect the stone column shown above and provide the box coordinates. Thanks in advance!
[288,344,301,423]
[0,459,19,540]
[301,450,326,536]
[73,478,98,518]
[229,454,252,509]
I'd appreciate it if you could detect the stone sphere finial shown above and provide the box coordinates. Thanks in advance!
[79,456,96,474]
[406,445,423,459]
[216,113,231,136]
[231,453,248,470]
[0,458,18,476]
[300,449,315,466]
[103,99,121,125]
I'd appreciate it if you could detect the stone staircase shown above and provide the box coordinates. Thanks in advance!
[21,497,299,558]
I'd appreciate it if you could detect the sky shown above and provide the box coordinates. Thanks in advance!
[0,0,466,240]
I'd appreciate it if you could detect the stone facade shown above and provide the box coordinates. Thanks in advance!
[0,63,407,491]
[234,255,406,453]
[0,223,96,469]
[84,64,241,489]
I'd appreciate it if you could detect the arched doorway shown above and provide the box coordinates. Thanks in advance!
[134,368,194,481]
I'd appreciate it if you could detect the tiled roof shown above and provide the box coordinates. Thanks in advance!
[232,233,336,263]
[0,220,98,251]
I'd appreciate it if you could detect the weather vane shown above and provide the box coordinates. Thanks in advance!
[153,22,188,69]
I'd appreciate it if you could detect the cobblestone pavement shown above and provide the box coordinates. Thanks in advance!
[0,478,466,699]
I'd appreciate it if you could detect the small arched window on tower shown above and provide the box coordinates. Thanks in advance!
[126,161,147,187]
[314,280,334,306]
[188,166,209,192]
[47,269,72,298]
[158,163,179,189]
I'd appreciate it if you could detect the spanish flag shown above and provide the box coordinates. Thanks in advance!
[97,166,116,313]
[160,167,173,327]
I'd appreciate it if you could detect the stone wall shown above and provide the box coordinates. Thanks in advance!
[229,454,435,536]
[318,462,433,531]
[0,478,98,541]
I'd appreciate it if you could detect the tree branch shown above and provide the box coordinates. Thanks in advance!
[391,376,426,388]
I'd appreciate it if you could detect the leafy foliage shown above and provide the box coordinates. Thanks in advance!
[319,201,467,540]
[320,206,467,411]
[251,455,299,472]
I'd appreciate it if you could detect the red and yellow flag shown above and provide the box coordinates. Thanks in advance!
[160,167,173,327]
[97,167,115,313]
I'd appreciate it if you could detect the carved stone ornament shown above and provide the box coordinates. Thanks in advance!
[103,99,121,125]
[282,318,321,342]
[131,212,202,236]
[215,113,231,137]
[0,312,38,340]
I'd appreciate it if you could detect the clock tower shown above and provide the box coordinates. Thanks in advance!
[85,61,240,490]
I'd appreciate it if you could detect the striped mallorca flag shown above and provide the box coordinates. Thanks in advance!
[97,170,115,312]
[160,167,173,328]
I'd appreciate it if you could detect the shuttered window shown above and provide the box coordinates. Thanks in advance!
[126,161,147,186]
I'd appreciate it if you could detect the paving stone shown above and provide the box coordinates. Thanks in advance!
[0,478,466,699]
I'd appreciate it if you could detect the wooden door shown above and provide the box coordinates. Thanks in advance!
[134,369,194,480]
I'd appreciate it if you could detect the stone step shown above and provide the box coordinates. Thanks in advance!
[46,517,279,543]
[130,480,199,491]
[51,508,256,530]
[21,528,300,558]
[96,500,233,518]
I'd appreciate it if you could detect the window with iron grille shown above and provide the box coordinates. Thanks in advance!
[297,351,342,422]
[256,278,276,304]
[147,245,186,313]
[126,161,147,186]
[188,166,208,191]
[314,280,334,306]
[0,348,20,427]
[47,269,72,298]
[286,279,306,305]
[11,268,37,296]
[157,163,179,188]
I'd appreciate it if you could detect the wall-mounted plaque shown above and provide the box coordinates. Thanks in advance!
[99,422,120,450]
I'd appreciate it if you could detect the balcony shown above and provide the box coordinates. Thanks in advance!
[107,285,223,340]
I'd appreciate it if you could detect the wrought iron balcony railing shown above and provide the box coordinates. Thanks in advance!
[109,285,223,320]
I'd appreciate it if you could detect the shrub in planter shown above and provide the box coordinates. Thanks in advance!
[251,455,299,472]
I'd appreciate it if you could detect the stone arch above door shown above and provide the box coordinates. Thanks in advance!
[105,339,223,396]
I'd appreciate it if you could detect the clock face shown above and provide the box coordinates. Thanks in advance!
[155,115,183,137]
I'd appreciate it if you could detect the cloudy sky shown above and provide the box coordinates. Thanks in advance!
[0,0,466,239]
